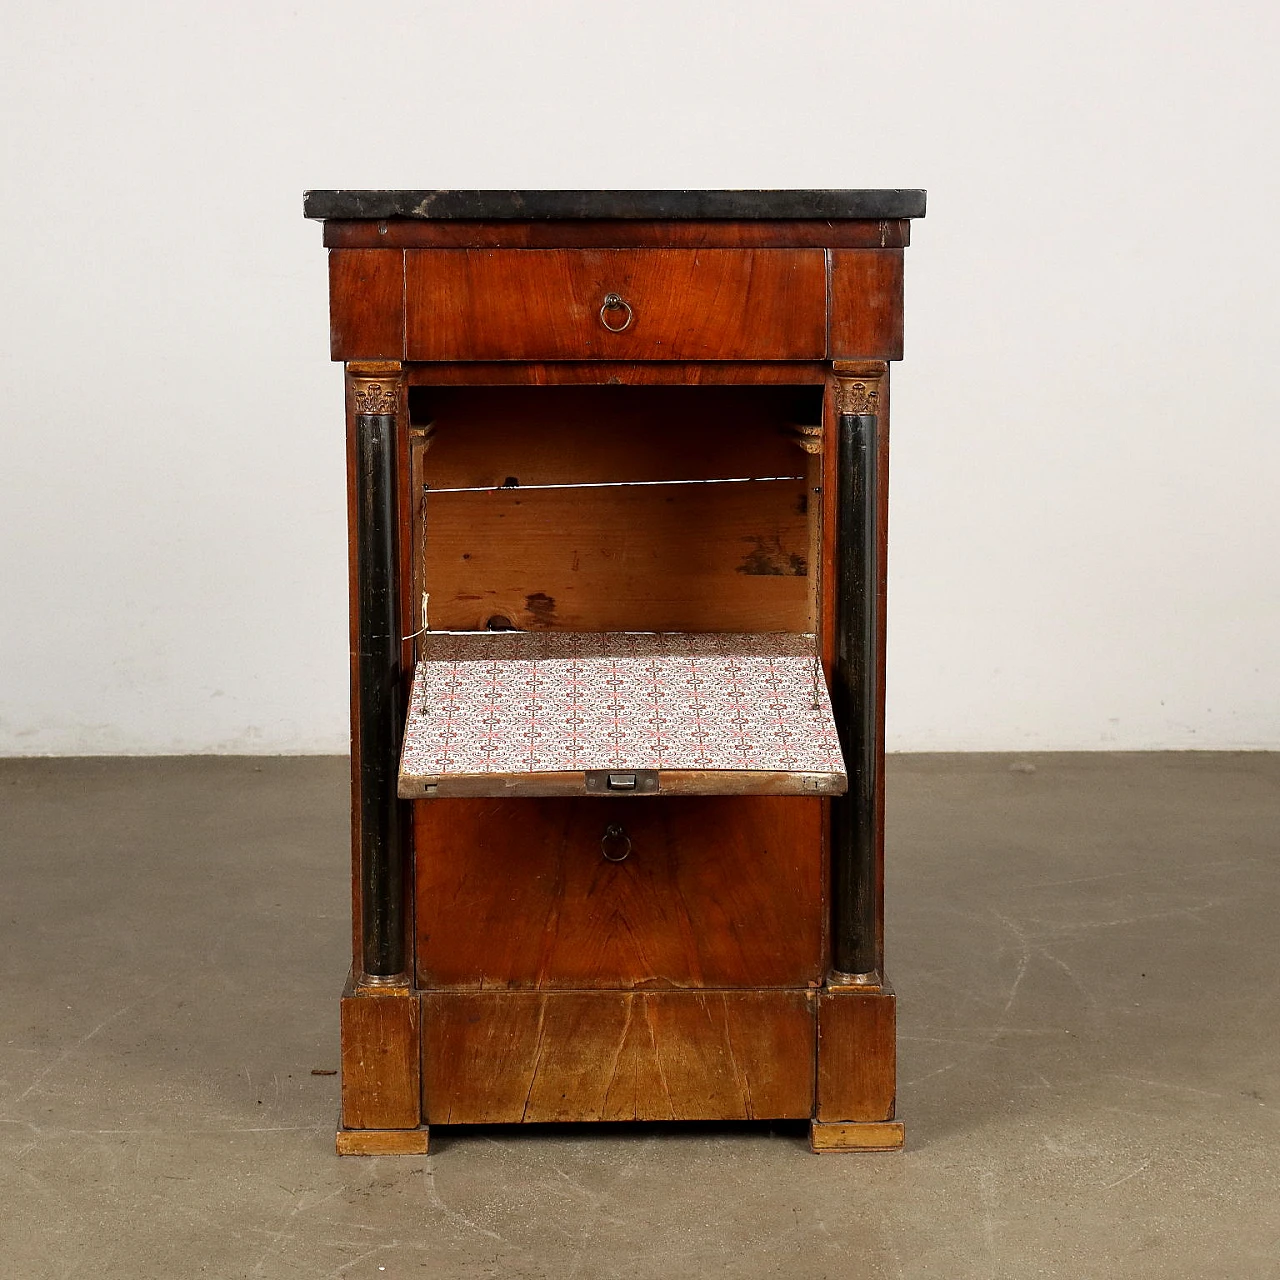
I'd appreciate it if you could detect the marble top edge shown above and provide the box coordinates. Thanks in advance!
[303,189,926,222]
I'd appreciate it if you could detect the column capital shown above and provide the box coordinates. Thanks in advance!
[831,362,887,417]
[347,362,404,416]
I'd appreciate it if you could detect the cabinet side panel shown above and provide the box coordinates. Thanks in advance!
[422,990,816,1123]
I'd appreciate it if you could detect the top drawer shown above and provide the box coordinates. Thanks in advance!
[404,248,827,361]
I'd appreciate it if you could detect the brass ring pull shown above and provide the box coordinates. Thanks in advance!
[601,823,632,862]
[599,293,634,333]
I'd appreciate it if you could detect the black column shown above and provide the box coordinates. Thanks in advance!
[831,409,879,977]
[355,410,406,980]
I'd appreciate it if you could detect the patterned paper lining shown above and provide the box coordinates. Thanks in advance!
[400,632,845,779]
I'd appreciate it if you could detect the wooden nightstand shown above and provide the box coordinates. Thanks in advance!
[303,189,926,1154]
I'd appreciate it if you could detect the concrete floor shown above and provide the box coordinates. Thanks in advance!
[0,754,1277,1279]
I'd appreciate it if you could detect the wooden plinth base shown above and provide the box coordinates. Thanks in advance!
[334,977,901,1153]
[809,1120,905,1152]
[423,989,815,1123]
[336,1125,430,1156]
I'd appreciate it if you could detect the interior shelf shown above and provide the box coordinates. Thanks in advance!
[398,632,847,799]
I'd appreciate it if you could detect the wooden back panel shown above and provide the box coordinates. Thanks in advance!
[413,386,819,634]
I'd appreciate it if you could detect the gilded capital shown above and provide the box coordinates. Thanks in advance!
[348,362,403,417]
[351,380,398,415]
[833,378,879,417]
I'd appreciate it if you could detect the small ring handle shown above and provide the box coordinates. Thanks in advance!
[601,823,632,862]
[599,293,634,333]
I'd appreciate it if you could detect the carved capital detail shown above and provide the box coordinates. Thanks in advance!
[352,381,399,415]
[348,362,404,417]
[833,378,879,417]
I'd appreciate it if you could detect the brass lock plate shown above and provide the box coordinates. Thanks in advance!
[584,769,660,795]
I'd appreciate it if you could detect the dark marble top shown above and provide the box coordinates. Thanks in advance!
[303,189,926,222]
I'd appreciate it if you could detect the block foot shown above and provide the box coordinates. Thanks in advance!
[809,1119,904,1153]
[336,1125,429,1156]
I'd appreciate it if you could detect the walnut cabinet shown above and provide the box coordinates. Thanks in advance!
[304,189,926,1154]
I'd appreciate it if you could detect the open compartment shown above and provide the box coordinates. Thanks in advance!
[397,384,845,798]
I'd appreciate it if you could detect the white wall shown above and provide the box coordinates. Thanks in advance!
[2,0,1276,754]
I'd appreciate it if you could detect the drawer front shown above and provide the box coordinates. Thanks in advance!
[413,795,824,989]
[405,248,827,361]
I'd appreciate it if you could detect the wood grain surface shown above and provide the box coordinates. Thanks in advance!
[809,1120,904,1152]
[828,250,905,360]
[330,250,404,360]
[405,361,829,387]
[414,795,824,989]
[421,989,816,1123]
[339,982,422,1130]
[325,218,911,250]
[422,481,809,633]
[336,1127,430,1156]
[816,986,898,1122]
[405,249,826,361]
[417,385,819,488]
